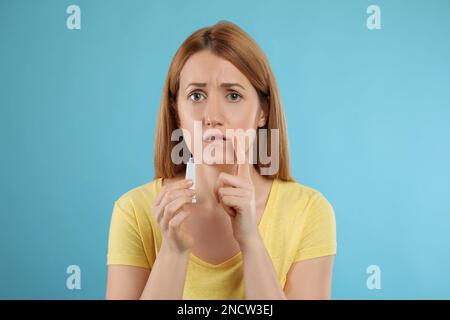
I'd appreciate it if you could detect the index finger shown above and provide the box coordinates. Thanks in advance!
[154,179,192,207]
[232,135,251,180]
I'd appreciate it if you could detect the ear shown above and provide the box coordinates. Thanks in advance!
[257,108,267,128]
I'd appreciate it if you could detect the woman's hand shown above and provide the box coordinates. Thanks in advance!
[152,179,196,254]
[214,138,259,246]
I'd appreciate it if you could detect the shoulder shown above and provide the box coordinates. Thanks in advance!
[273,179,336,231]
[276,179,333,212]
[276,180,337,251]
[113,178,162,215]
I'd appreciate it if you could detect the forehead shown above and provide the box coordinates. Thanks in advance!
[179,50,251,88]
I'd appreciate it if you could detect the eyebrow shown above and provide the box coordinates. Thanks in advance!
[185,82,246,92]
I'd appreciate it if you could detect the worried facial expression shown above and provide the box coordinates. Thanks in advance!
[176,50,267,164]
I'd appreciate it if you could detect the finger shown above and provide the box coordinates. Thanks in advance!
[221,195,240,207]
[158,188,195,211]
[220,195,241,216]
[155,188,195,223]
[216,172,250,189]
[221,204,236,218]
[213,171,251,202]
[218,194,237,217]
[154,179,193,206]
[168,210,193,230]
[218,187,248,199]
[232,135,251,180]
[160,196,193,229]
[213,175,228,203]
[160,195,193,230]
[213,177,223,203]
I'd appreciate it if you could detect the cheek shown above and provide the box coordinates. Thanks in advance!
[177,104,204,155]
[226,103,259,130]
[178,104,204,132]
[177,102,199,128]
[225,108,260,155]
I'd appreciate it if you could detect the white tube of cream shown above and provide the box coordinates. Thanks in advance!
[185,157,196,203]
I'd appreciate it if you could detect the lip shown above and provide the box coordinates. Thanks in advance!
[202,132,228,143]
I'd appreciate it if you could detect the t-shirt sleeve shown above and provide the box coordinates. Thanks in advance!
[293,192,337,262]
[107,198,150,268]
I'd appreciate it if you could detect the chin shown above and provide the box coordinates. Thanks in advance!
[202,151,235,165]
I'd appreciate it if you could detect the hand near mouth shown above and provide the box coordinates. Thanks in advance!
[213,136,259,246]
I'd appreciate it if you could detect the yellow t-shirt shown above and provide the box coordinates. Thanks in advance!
[107,177,337,299]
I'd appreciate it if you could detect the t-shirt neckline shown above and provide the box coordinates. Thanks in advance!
[154,177,279,269]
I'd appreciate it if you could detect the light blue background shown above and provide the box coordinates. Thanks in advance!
[1,0,449,299]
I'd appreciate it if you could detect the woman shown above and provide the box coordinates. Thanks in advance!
[106,20,337,300]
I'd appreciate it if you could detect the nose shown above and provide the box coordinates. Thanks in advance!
[203,97,224,127]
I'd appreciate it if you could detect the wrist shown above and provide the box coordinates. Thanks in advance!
[160,239,192,258]
[238,232,264,253]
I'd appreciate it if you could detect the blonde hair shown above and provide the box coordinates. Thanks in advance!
[154,20,294,182]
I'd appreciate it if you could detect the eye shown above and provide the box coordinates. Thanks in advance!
[188,91,206,103]
[227,91,242,102]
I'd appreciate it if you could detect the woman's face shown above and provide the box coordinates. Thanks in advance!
[176,50,266,164]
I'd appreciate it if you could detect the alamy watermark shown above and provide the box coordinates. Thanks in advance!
[170,120,279,175]
[366,264,382,290]
[66,5,81,30]
[66,264,81,290]
[367,5,381,30]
